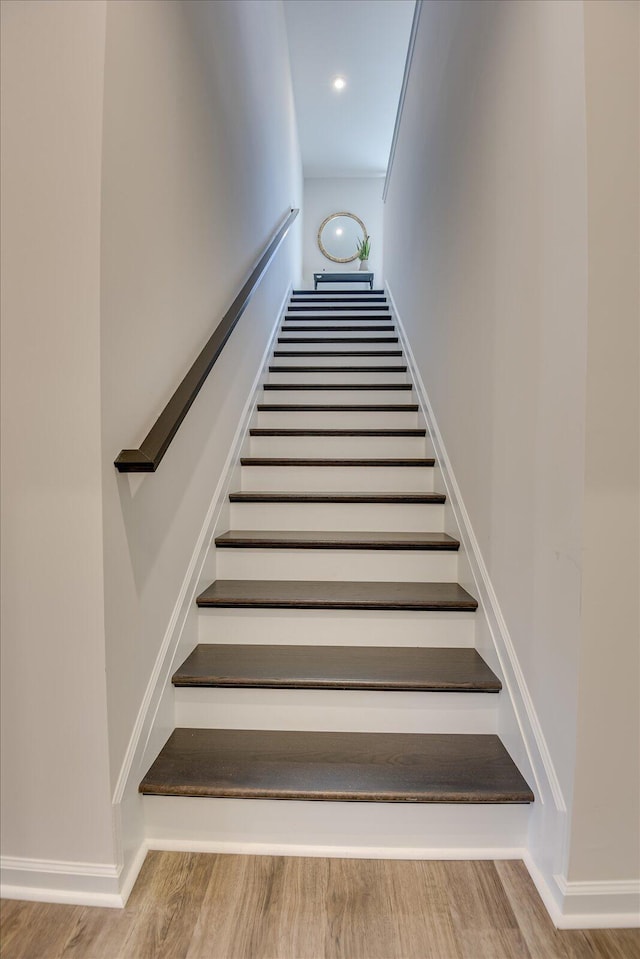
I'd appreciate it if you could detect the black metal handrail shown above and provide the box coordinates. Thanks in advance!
[115,208,299,473]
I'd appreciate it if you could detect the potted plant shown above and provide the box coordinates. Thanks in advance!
[355,234,371,271]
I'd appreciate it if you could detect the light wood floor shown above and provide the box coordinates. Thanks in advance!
[1,853,638,959]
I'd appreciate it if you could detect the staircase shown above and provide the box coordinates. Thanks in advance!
[140,287,533,853]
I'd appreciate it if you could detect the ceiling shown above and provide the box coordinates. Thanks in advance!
[283,0,415,178]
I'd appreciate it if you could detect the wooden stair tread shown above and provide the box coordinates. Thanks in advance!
[282,325,395,332]
[278,337,399,344]
[287,305,391,312]
[293,288,386,294]
[269,365,407,372]
[196,580,478,611]
[249,429,426,436]
[240,457,434,467]
[290,297,387,303]
[215,530,458,550]
[139,729,532,802]
[173,645,499,691]
[257,404,419,411]
[229,491,446,503]
[263,383,412,391]
[274,351,403,357]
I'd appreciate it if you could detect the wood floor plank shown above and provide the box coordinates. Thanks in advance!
[138,729,533,802]
[195,579,478,611]
[0,901,83,959]
[186,854,314,959]
[116,851,213,959]
[374,860,462,959]
[442,860,532,959]
[495,859,575,959]
[172,644,499,691]
[3,856,639,959]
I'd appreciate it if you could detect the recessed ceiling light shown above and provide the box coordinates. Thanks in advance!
[335,228,343,236]
[332,76,346,92]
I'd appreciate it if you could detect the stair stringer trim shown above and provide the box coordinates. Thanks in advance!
[385,281,569,922]
[110,282,293,904]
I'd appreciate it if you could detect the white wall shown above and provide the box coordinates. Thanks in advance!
[384,0,639,903]
[1,0,302,894]
[567,0,639,884]
[1,0,115,870]
[100,0,302,877]
[302,177,384,286]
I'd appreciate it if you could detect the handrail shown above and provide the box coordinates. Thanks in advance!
[115,207,299,473]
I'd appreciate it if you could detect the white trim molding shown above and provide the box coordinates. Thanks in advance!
[552,874,640,929]
[0,856,124,908]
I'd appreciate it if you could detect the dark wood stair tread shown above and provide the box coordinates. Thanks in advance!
[274,351,403,357]
[293,288,386,294]
[173,645,499,691]
[290,297,387,303]
[257,404,419,411]
[269,365,407,373]
[250,429,426,436]
[278,337,399,344]
[287,305,391,312]
[229,491,446,503]
[263,383,412,391]
[240,457,434,467]
[215,530,458,550]
[196,580,478,611]
[282,325,395,332]
[139,729,532,803]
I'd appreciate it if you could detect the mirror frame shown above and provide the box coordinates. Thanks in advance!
[317,211,367,264]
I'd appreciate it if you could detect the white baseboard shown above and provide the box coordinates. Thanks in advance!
[523,854,640,928]
[0,855,124,908]
[147,838,526,862]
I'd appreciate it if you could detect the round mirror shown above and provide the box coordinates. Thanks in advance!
[317,212,367,264]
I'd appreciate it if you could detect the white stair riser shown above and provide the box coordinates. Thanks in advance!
[197,608,475,647]
[268,370,409,384]
[174,688,497,734]
[229,501,445,531]
[241,465,434,492]
[257,411,420,429]
[277,341,398,352]
[144,797,529,853]
[249,435,427,458]
[262,389,412,405]
[215,547,458,582]
[272,354,404,367]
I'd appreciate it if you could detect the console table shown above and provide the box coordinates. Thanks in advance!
[314,271,374,290]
